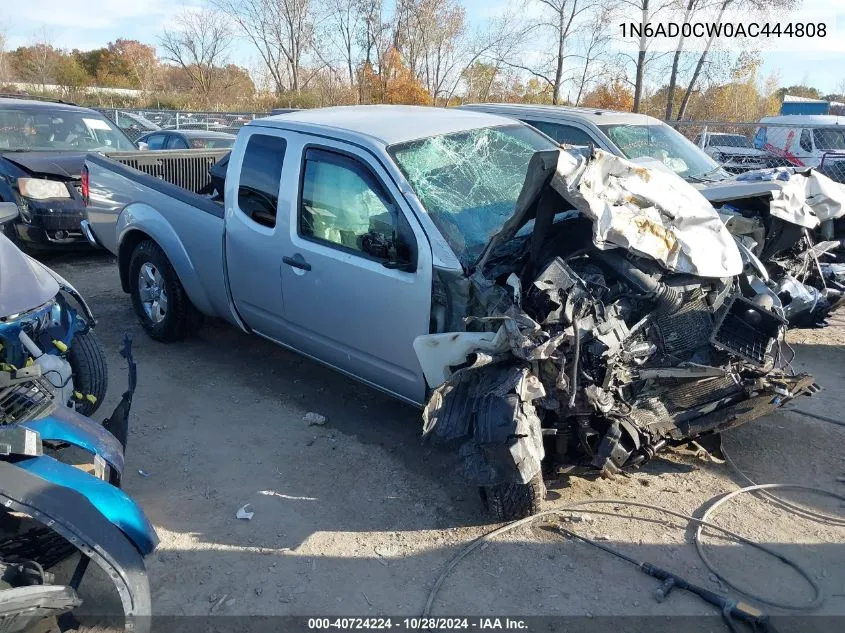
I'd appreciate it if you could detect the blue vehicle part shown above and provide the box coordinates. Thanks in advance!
[0,294,83,369]
[13,454,158,555]
[20,405,126,477]
[0,460,153,632]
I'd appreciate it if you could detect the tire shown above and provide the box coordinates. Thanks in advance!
[66,329,108,417]
[128,240,199,342]
[482,474,546,521]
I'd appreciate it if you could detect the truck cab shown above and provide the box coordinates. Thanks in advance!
[84,107,555,405]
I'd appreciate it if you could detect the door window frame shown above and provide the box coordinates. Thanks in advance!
[232,131,288,231]
[296,143,417,266]
[522,119,596,146]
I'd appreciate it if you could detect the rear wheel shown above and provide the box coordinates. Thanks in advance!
[128,240,200,342]
[66,329,108,417]
[481,474,546,521]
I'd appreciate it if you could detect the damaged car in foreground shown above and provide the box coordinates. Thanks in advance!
[82,107,814,521]
[413,145,815,520]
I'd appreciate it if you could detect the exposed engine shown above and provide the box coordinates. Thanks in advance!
[418,149,815,496]
[0,299,77,409]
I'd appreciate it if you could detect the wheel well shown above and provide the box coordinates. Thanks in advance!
[118,230,152,293]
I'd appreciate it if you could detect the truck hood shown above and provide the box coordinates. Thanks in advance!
[478,148,742,278]
[0,232,59,317]
[714,168,845,228]
[709,146,767,158]
[1,152,86,179]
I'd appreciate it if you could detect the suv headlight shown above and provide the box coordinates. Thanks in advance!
[18,178,71,200]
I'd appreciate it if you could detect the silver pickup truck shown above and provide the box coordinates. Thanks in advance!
[83,106,813,520]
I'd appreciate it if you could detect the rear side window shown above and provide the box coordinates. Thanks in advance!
[237,134,287,228]
[166,135,189,150]
[523,120,594,146]
[145,134,166,150]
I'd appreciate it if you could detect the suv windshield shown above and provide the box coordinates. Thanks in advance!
[0,107,136,152]
[812,127,845,150]
[389,124,555,265]
[599,123,725,181]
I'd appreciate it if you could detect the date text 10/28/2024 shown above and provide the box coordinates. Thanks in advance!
[308,618,529,630]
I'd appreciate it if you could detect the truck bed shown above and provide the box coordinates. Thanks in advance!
[102,149,230,196]
[83,149,235,320]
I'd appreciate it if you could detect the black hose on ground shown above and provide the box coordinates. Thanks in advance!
[423,481,845,618]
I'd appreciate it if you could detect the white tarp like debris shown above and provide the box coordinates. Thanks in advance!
[766,169,845,228]
[550,149,743,278]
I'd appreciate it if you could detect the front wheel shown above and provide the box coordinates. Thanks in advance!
[481,474,546,521]
[66,329,108,417]
[128,240,200,342]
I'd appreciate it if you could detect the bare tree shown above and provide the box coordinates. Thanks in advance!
[664,0,704,119]
[0,30,7,84]
[617,0,674,112]
[571,3,612,105]
[159,8,233,106]
[675,0,798,120]
[323,0,365,90]
[499,1,600,105]
[214,0,314,94]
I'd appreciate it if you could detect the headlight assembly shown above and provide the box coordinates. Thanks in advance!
[18,178,71,200]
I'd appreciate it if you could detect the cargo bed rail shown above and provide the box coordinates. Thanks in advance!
[100,149,229,195]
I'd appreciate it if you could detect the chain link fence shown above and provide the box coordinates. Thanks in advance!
[669,120,845,183]
[98,108,845,185]
[97,108,272,142]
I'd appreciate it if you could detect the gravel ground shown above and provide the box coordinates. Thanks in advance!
[45,251,845,628]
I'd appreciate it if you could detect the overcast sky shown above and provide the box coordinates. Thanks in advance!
[3,0,843,95]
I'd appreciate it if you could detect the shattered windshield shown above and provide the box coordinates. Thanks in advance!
[599,123,725,180]
[0,108,137,152]
[389,125,555,264]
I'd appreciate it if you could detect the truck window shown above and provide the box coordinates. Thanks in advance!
[237,134,287,228]
[299,148,398,259]
[145,134,166,150]
[166,135,189,150]
[523,120,593,146]
[800,129,813,152]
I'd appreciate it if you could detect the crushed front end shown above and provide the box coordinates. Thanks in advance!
[417,149,815,513]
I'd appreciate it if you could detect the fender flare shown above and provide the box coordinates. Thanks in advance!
[12,455,158,556]
[0,460,153,631]
[116,202,215,315]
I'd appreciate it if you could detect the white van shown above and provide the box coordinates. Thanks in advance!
[755,115,845,168]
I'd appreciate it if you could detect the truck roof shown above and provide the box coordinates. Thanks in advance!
[458,103,665,127]
[760,115,845,126]
[251,105,515,146]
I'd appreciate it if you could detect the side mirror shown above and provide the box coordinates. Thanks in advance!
[0,202,20,224]
[137,141,149,151]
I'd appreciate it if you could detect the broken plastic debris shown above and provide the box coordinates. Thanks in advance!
[138,469,149,477]
[236,504,254,520]
[303,412,328,426]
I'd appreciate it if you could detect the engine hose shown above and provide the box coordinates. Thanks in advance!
[593,251,683,312]
[423,488,845,617]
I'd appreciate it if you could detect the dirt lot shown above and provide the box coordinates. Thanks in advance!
[47,251,845,625]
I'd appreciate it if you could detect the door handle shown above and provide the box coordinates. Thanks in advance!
[283,254,311,271]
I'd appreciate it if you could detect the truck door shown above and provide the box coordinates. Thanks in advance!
[277,136,433,405]
[224,129,290,335]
